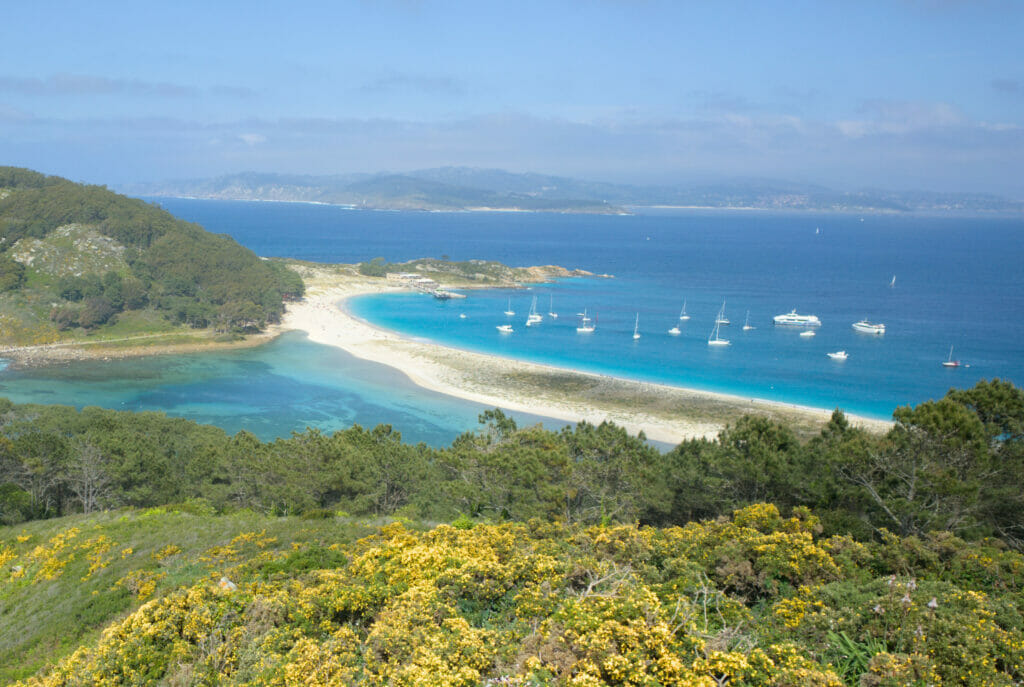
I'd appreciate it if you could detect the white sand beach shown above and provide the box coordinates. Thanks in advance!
[280,267,893,444]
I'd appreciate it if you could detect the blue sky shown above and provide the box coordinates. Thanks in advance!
[1,1,1022,195]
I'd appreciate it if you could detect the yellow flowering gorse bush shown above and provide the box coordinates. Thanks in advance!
[9,504,1024,686]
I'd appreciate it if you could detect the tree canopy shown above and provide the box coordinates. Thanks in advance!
[0,166,303,335]
[2,380,1022,551]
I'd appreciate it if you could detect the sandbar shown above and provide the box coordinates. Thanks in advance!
[280,264,893,444]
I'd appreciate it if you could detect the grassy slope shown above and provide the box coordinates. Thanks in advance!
[0,507,378,683]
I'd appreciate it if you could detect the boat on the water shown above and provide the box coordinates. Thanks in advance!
[942,345,961,367]
[799,330,816,338]
[852,320,885,335]
[503,298,515,316]
[715,301,730,326]
[743,310,755,331]
[459,313,467,319]
[679,300,690,321]
[774,310,822,326]
[496,324,513,334]
[632,313,641,340]
[577,309,595,333]
[548,295,558,319]
[827,350,848,360]
[526,296,542,326]
[708,302,730,346]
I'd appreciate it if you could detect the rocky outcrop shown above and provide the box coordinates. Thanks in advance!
[9,224,128,277]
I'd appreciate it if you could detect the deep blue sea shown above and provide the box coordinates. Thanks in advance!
[2,198,1022,443]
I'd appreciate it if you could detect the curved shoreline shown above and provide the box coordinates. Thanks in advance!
[280,268,894,444]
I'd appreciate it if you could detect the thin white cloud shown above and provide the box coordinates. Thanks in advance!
[238,133,267,146]
[2,106,1022,194]
[0,73,256,99]
[836,100,971,138]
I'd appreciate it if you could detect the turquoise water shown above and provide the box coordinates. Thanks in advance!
[0,332,556,445]
[2,198,1022,438]
[330,209,1023,420]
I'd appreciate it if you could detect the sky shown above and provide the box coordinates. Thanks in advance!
[1,1,1022,196]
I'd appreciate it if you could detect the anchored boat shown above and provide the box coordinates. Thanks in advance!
[774,310,821,326]
[852,320,885,335]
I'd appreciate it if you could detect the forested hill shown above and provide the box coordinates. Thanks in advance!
[0,167,303,344]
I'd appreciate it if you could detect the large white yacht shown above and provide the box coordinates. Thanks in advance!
[852,320,885,335]
[773,310,821,327]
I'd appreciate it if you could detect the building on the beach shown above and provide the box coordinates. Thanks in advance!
[386,272,423,283]
[385,272,443,292]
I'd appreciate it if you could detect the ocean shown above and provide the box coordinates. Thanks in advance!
[1,198,1021,443]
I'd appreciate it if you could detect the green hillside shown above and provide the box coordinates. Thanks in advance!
[0,167,303,346]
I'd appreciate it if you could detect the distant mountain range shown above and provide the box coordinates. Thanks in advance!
[124,168,1024,215]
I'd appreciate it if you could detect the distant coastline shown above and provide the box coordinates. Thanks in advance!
[125,167,1024,216]
[151,195,628,215]
[150,195,1024,219]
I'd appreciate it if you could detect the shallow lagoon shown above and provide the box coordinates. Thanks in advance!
[0,332,559,446]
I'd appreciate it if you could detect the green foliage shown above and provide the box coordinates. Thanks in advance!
[357,256,390,276]
[4,508,1022,686]
[824,630,888,683]
[0,167,59,190]
[0,378,1021,684]
[0,166,304,339]
[0,509,375,683]
[0,254,26,292]
[1,379,1022,554]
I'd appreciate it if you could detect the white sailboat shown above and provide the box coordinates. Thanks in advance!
[632,313,641,340]
[715,301,730,326]
[890,275,896,288]
[708,303,730,346]
[548,294,558,319]
[670,302,686,333]
[526,296,542,326]
[742,310,755,331]
[679,300,690,321]
[942,345,961,368]
[576,309,595,333]
[503,298,515,316]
